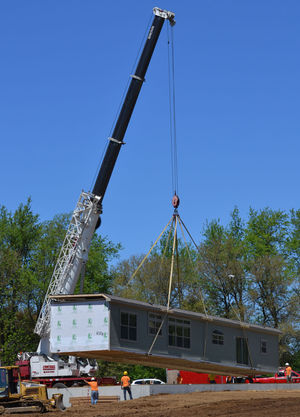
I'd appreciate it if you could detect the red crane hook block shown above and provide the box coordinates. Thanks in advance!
[172,194,180,208]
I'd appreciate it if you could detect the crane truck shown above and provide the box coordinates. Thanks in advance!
[16,7,175,387]
[15,352,100,388]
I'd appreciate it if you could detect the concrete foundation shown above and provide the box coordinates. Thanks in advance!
[48,384,300,408]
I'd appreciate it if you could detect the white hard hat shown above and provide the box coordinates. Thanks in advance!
[285,363,289,366]
[91,377,95,381]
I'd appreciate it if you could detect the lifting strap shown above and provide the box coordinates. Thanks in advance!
[146,211,256,370]
[147,215,177,355]
[146,211,209,355]
[167,214,178,309]
[147,214,178,355]
[126,216,173,287]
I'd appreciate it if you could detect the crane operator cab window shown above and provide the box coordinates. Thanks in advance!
[0,368,9,397]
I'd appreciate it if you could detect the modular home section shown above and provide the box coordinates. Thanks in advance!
[49,294,280,375]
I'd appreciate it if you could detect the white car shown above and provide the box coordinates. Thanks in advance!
[132,378,165,385]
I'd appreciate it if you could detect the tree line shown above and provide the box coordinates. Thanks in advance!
[0,199,299,374]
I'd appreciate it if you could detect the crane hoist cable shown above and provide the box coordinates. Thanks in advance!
[127,19,179,288]
[167,21,179,201]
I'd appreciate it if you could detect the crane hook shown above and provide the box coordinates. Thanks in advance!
[172,193,180,209]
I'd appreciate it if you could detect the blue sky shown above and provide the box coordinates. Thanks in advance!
[1,1,299,260]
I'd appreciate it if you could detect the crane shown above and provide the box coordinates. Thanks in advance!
[34,7,175,355]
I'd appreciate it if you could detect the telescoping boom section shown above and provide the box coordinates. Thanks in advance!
[35,7,175,344]
[92,7,175,199]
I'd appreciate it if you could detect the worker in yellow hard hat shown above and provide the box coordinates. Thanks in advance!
[121,371,133,400]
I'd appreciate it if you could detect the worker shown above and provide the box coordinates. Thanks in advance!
[176,373,183,384]
[208,374,216,384]
[121,371,133,400]
[84,377,99,404]
[226,376,233,384]
[285,363,292,383]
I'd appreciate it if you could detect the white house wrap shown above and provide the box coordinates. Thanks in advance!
[50,301,110,353]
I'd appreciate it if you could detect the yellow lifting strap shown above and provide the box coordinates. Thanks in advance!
[127,216,173,287]
[127,213,178,311]
[167,214,178,309]
[142,211,255,369]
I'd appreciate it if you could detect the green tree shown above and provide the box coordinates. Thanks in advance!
[197,208,249,320]
[245,208,292,327]
[288,209,300,271]
[0,199,121,365]
[0,199,42,363]
[21,213,70,325]
[77,234,121,294]
[244,207,299,364]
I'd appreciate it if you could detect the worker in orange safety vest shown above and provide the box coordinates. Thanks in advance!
[84,377,99,404]
[285,363,292,383]
[121,371,133,400]
[176,373,183,384]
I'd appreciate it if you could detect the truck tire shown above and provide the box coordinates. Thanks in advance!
[53,383,67,388]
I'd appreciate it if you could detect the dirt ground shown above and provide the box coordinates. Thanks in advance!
[12,390,300,417]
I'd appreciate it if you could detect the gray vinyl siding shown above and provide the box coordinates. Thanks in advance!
[109,301,279,370]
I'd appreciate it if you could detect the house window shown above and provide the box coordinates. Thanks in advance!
[261,340,267,354]
[120,312,137,341]
[236,337,249,365]
[148,313,162,336]
[212,330,224,345]
[168,318,190,349]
